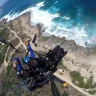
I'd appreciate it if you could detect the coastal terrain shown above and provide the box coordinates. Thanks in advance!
[0,12,96,96]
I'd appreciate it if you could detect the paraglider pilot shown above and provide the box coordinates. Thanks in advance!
[13,41,38,78]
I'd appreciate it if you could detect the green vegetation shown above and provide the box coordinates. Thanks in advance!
[70,71,96,89]
[8,93,12,96]
[0,44,2,50]
[62,91,68,96]
[88,90,96,95]
[0,45,8,66]
[0,80,12,96]
[6,63,13,76]
[70,71,85,88]
[0,28,9,40]
[91,83,96,88]
[6,56,9,62]
[57,61,67,69]
[0,53,5,64]
[0,92,6,96]
[5,82,12,88]
[36,90,41,94]
[2,45,8,54]
[59,72,63,75]
[0,28,9,66]
[84,76,93,88]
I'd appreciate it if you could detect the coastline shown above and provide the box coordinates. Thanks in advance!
[10,12,96,82]
[0,12,96,95]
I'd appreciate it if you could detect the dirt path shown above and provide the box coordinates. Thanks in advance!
[0,26,26,74]
[54,72,94,96]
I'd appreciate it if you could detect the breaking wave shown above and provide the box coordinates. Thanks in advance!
[1,1,96,47]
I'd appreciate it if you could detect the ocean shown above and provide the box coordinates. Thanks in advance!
[0,0,96,47]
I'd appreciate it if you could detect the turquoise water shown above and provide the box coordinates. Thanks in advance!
[0,0,96,47]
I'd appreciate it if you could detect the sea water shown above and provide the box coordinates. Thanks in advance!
[0,0,96,47]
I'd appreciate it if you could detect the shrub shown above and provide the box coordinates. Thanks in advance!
[70,71,85,88]
[6,64,13,76]
[88,90,96,95]
[0,53,5,64]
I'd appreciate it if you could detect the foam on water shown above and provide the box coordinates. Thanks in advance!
[63,16,70,20]
[1,1,93,47]
[1,1,45,21]
[54,1,58,4]
[44,25,88,47]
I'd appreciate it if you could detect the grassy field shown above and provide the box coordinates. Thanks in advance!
[70,71,96,89]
